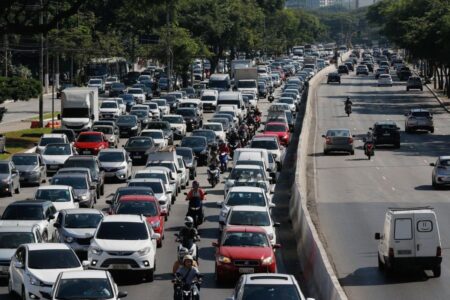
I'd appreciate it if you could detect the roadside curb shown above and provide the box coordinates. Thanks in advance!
[424,84,450,113]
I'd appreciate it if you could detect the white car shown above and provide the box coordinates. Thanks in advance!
[127,88,146,104]
[36,133,69,154]
[87,215,160,281]
[218,186,274,226]
[162,114,187,138]
[145,161,180,193]
[278,97,296,112]
[42,143,76,174]
[140,129,168,149]
[134,168,177,201]
[200,89,218,112]
[151,99,170,115]
[378,74,393,87]
[224,165,271,197]
[99,100,122,119]
[250,136,285,170]
[203,122,226,142]
[144,101,161,120]
[242,92,258,108]
[176,155,189,189]
[52,270,128,300]
[34,185,79,211]
[115,98,127,114]
[223,205,279,245]
[0,225,42,278]
[127,178,172,215]
[104,77,118,91]
[98,149,132,182]
[88,78,105,93]
[9,243,83,300]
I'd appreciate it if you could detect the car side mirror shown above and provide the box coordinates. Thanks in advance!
[14,261,24,269]
[53,222,61,228]
[118,291,128,298]
[82,260,90,269]
[273,222,281,227]
[212,242,219,247]
[321,134,325,138]
[106,200,113,205]
[429,163,436,166]
[152,233,161,240]
[183,192,187,195]
[375,232,381,240]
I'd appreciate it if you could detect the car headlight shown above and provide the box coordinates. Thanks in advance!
[81,195,88,200]
[218,255,231,264]
[261,256,273,265]
[117,166,126,170]
[109,136,115,142]
[137,247,151,256]
[29,273,44,286]
[131,126,138,130]
[65,236,74,243]
[151,221,160,228]
[90,247,103,255]
[2,178,10,183]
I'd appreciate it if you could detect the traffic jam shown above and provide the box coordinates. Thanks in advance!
[0,46,335,300]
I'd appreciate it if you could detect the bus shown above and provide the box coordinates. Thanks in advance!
[85,57,129,81]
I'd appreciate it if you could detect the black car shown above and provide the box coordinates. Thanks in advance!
[365,62,374,72]
[344,61,354,71]
[123,71,141,86]
[146,121,174,145]
[51,128,76,144]
[327,72,341,84]
[398,67,412,81]
[371,121,401,148]
[176,147,197,179]
[180,136,209,166]
[130,110,150,127]
[406,76,423,91]
[109,82,127,97]
[119,94,136,112]
[192,129,217,148]
[63,155,105,197]
[176,108,202,131]
[116,115,141,137]
[160,94,177,113]
[124,136,159,164]
[338,65,349,74]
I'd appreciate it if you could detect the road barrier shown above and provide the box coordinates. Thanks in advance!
[289,56,349,300]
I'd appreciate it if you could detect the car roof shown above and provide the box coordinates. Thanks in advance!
[99,148,125,153]
[128,178,163,184]
[26,243,71,251]
[410,108,430,112]
[228,186,265,193]
[37,185,71,190]
[438,156,450,160]
[233,165,264,170]
[102,214,144,223]
[326,128,350,131]
[58,167,90,172]
[9,199,52,206]
[53,173,87,179]
[60,270,108,280]
[11,153,39,157]
[374,121,397,125]
[66,155,95,161]
[230,205,267,212]
[142,129,163,133]
[253,135,278,141]
[242,273,297,285]
[61,208,103,215]
[41,133,66,138]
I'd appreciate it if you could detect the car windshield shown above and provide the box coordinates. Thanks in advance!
[35,189,70,202]
[89,79,102,85]
[148,122,169,130]
[201,96,216,101]
[2,205,44,220]
[128,181,163,193]
[147,162,175,172]
[226,192,266,207]
[116,201,158,217]
[39,137,64,146]
[265,124,286,132]
[251,140,278,150]
[55,278,113,300]
[128,89,143,94]
[119,94,133,101]
[98,152,124,162]
[131,110,147,118]
[177,109,196,117]
[52,176,87,189]
[92,126,113,135]
[142,131,163,139]
[43,144,71,155]
[0,232,34,248]
[242,284,301,300]
[96,222,148,240]
[116,116,136,125]
[77,134,102,143]
[28,249,80,269]
[12,155,38,166]
[230,168,265,180]
[176,149,193,160]
[411,111,431,117]
[163,116,183,123]
[326,130,350,137]
[192,131,215,142]
[182,137,206,147]
[147,103,158,109]
[64,213,103,229]
[279,98,294,104]
[112,83,125,89]
[153,100,166,106]
[222,232,269,247]
[229,211,270,226]
[127,137,153,147]
[101,102,117,109]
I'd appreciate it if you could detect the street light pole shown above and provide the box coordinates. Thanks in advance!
[39,0,44,128]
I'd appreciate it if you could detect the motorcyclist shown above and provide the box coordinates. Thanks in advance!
[185,181,206,225]
[178,216,199,250]
[174,255,202,300]
[238,123,249,142]
[218,140,230,155]
[364,131,374,152]
[228,128,240,145]
[172,248,198,274]
[345,97,353,106]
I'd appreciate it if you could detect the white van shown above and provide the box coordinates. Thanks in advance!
[217,91,246,119]
[200,89,219,112]
[375,207,442,277]
[233,148,277,176]
[235,152,275,183]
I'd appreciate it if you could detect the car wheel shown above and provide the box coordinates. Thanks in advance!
[350,150,355,155]
[323,150,329,155]
[97,189,100,199]
[432,180,438,189]
[15,183,20,194]
[8,277,14,296]
[101,184,105,196]
[378,254,384,271]
[434,265,441,277]
[407,88,409,91]
[146,269,154,282]
[215,265,224,284]
[157,239,162,248]
[7,183,13,197]
[21,286,26,300]
[430,128,434,133]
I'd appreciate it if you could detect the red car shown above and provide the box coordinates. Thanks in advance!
[263,122,290,146]
[213,226,279,283]
[74,131,109,155]
[112,195,166,247]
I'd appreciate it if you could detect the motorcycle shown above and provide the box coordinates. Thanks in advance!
[173,274,203,300]
[345,103,352,117]
[207,167,220,187]
[175,233,200,262]
[248,123,256,137]
[364,142,375,160]
[228,140,240,158]
[219,152,228,173]
[184,192,206,228]
[268,93,275,103]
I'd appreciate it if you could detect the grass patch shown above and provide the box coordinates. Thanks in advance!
[29,112,60,121]
[0,127,52,160]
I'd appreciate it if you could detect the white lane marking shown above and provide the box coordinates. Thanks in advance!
[392,187,396,191]
[424,159,428,164]
[376,167,380,170]
[382,176,387,181]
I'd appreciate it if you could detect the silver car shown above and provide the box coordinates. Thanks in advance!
[98,149,132,182]
[405,108,434,133]
[430,156,450,188]
[0,161,20,196]
[11,153,46,186]
[322,128,355,155]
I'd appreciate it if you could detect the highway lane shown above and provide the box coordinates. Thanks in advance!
[307,69,450,299]
[0,86,300,300]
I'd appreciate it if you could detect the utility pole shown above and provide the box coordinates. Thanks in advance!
[55,0,60,89]
[166,0,172,92]
[39,0,44,127]
[45,34,49,93]
[3,34,7,77]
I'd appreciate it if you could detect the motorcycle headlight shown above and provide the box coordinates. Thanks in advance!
[218,255,231,264]
[151,221,161,228]
[65,236,74,243]
[90,247,103,255]
[81,195,88,200]
[261,256,273,265]
[137,247,151,256]
[29,273,44,286]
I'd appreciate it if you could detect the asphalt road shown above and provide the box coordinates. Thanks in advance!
[307,69,450,299]
[0,85,305,299]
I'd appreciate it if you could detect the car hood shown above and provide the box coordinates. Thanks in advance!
[53,202,77,211]
[62,118,90,125]
[62,227,96,239]
[219,246,273,260]
[0,249,15,261]
[100,161,125,168]
[436,167,450,176]
[93,239,149,252]
[0,174,10,180]
[30,267,83,285]
[42,155,70,164]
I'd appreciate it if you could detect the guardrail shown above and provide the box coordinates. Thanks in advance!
[289,55,349,300]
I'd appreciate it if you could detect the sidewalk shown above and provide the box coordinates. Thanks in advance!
[411,66,450,113]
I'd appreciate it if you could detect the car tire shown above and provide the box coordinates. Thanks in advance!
[434,265,441,277]
[8,277,14,296]
[21,286,26,300]
[146,269,154,282]
[430,127,434,133]
[378,254,384,271]
[15,183,20,194]
[215,266,224,285]
[157,239,162,248]
[407,88,409,91]
[323,150,329,155]
[395,142,400,149]
[101,184,105,196]
[350,150,355,155]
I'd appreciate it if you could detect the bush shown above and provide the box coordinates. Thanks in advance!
[0,76,42,103]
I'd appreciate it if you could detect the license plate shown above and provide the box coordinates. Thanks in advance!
[239,268,254,274]
[397,250,412,255]
[111,264,128,270]
[383,133,390,136]
[83,150,91,154]
[49,165,58,169]
[134,155,141,159]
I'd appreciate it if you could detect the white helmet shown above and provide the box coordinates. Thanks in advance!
[185,216,194,227]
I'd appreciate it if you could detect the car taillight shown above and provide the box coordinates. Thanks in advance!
[388,247,394,258]
[326,137,332,145]
[437,246,442,257]
[348,137,353,144]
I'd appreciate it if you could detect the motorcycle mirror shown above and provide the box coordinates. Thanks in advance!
[216,201,223,207]
[212,242,219,247]
[321,134,326,138]
[183,192,188,195]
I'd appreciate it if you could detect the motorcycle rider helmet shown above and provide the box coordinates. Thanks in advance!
[183,255,194,264]
[192,180,199,188]
[218,139,224,145]
[185,216,194,228]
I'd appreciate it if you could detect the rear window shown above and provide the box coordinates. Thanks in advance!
[411,111,431,118]
[326,130,350,137]
[394,218,412,240]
